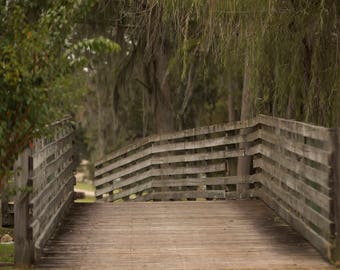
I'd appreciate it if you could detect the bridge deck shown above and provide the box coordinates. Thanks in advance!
[37,200,332,269]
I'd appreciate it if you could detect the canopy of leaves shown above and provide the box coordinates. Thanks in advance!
[0,0,119,183]
[77,0,339,162]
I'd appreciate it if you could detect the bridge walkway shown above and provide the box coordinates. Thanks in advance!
[36,201,332,270]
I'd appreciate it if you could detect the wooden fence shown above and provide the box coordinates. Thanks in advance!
[14,117,76,266]
[94,114,340,263]
[249,115,339,261]
[94,118,259,202]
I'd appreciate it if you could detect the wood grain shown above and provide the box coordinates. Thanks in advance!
[36,201,332,270]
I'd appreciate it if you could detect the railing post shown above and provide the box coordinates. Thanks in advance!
[331,127,340,265]
[14,148,33,267]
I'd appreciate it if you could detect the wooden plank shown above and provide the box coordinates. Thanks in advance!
[101,176,253,200]
[254,158,331,213]
[32,154,74,199]
[151,135,243,153]
[45,146,73,178]
[256,188,332,260]
[32,129,74,157]
[259,129,332,166]
[253,173,332,235]
[30,160,74,217]
[34,190,74,261]
[14,149,34,266]
[156,117,258,142]
[95,147,153,177]
[32,176,74,241]
[152,176,252,188]
[331,128,340,263]
[95,137,155,169]
[96,175,252,198]
[108,181,153,201]
[151,190,226,200]
[96,147,244,178]
[248,144,330,190]
[94,162,226,187]
[131,192,154,202]
[95,117,259,168]
[258,114,332,142]
[36,201,332,269]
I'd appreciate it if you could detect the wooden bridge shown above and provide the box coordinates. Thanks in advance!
[12,115,340,269]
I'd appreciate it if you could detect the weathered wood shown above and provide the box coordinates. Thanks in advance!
[36,201,332,269]
[106,176,254,202]
[258,114,333,142]
[96,147,244,178]
[256,187,332,260]
[331,128,340,263]
[109,181,153,201]
[31,176,75,241]
[248,144,330,190]
[34,189,74,261]
[45,146,73,179]
[253,173,332,236]
[13,118,76,265]
[95,162,226,188]
[30,160,74,216]
[259,129,332,166]
[14,149,33,267]
[254,158,331,213]
[95,149,243,187]
[95,118,258,168]
[152,176,252,188]
[93,114,338,265]
[95,114,332,169]
[95,147,153,177]
[151,190,226,200]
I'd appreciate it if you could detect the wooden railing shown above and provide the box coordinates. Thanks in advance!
[250,115,338,261]
[94,118,259,202]
[94,114,340,263]
[14,117,76,266]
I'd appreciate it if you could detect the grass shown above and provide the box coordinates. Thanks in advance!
[75,181,95,192]
[0,243,14,263]
[74,181,96,203]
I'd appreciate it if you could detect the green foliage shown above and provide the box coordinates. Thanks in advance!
[76,0,339,163]
[0,244,14,263]
[0,1,119,184]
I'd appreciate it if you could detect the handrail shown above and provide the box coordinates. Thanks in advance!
[14,118,76,265]
[94,114,339,263]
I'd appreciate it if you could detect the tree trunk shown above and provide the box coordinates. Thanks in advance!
[228,82,236,123]
[154,50,174,133]
[237,48,253,196]
[287,94,295,119]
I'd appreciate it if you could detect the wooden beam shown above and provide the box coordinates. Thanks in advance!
[254,158,331,213]
[14,149,33,267]
[95,117,259,168]
[256,187,332,260]
[259,129,332,166]
[331,128,340,264]
[248,143,330,190]
[258,114,332,142]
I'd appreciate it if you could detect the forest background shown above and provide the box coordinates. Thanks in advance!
[77,0,340,168]
[0,0,339,181]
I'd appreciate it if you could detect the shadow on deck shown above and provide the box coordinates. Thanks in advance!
[36,200,332,270]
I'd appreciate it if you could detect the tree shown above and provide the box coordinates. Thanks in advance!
[0,0,119,201]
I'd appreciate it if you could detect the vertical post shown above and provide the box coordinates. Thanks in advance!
[331,127,340,265]
[237,124,251,198]
[14,148,33,267]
